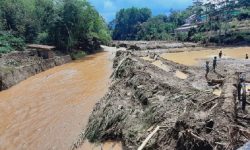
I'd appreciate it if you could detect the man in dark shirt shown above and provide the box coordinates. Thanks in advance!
[213,57,217,72]
[219,51,222,58]
[246,54,248,59]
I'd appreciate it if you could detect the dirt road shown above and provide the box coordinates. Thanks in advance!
[0,47,115,150]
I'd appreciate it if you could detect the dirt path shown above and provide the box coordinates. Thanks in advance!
[0,47,115,150]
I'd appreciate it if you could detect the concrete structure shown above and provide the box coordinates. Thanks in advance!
[27,44,55,59]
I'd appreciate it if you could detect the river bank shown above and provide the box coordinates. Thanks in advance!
[0,50,72,91]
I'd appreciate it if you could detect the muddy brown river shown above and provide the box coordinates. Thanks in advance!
[0,48,120,150]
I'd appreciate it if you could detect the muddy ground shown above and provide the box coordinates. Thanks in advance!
[76,43,250,150]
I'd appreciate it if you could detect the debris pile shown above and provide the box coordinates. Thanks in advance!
[111,41,197,50]
[83,49,250,150]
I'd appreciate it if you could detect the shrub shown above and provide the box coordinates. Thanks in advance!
[36,32,49,44]
[0,32,25,53]
[70,51,87,60]
[210,32,250,44]
[191,33,206,43]
[0,46,13,53]
[176,32,188,42]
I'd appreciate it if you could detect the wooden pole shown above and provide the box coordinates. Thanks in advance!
[138,126,160,150]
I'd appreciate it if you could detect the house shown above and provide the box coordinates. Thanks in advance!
[174,13,199,34]
[203,0,238,8]
[175,23,198,34]
[27,44,55,59]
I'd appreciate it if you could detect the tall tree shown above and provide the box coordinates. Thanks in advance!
[137,15,175,40]
[112,7,152,40]
[48,0,110,52]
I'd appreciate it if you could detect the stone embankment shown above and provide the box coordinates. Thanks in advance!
[0,51,71,91]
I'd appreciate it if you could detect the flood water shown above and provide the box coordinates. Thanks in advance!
[161,47,250,66]
[0,48,118,150]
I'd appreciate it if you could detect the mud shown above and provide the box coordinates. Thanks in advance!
[83,46,250,150]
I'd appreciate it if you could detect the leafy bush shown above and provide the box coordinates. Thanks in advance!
[191,33,206,43]
[210,32,250,44]
[0,32,25,53]
[0,46,12,54]
[176,32,188,42]
[36,32,49,44]
[70,51,87,60]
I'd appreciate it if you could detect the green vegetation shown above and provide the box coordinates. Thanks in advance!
[112,7,152,40]
[70,51,87,60]
[137,15,175,41]
[111,0,250,44]
[0,32,25,53]
[0,0,249,53]
[0,0,111,54]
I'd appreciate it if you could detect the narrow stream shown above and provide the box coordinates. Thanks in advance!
[0,47,117,150]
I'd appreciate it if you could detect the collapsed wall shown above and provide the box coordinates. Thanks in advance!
[0,51,71,91]
[82,50,249,150]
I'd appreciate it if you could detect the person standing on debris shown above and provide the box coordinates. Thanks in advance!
[213,57,217,72]
[205,61,210,79]
[219,51,222,58]
[246,54,248,59]
[238,77,243,101]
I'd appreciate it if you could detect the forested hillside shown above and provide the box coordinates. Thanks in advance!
[111,0,250,44]
[0,0,111,54]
